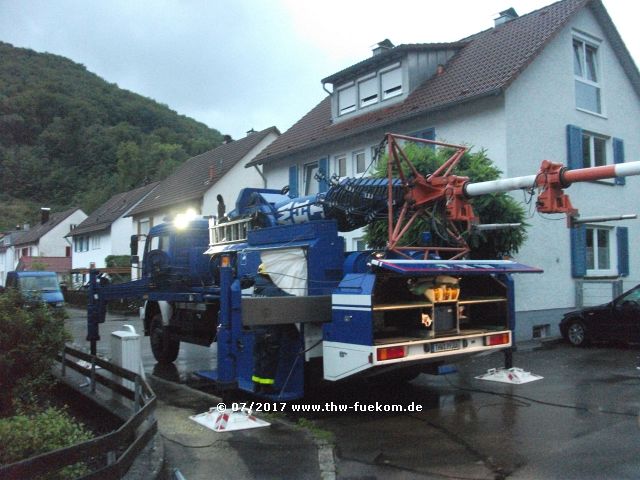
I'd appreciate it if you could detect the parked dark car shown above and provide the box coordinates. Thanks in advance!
[560,284,640,346]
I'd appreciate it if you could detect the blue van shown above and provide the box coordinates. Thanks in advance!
[4,271,65,308]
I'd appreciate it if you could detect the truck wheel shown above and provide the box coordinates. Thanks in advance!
[566,319,589,347]
[150,313,179,363]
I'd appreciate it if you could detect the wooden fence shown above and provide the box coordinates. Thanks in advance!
[0,346,157,480]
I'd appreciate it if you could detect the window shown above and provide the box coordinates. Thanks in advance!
[359,76,378,107]
[335,63,403,118]
[582,132,608,168]
[304,162,319,195]
[573,36,601,113]
[148,234,170,253]
[353,151,366,174]
[338,85,356,115]
[381,66,402,99]
[138,218,151,236]
[335,155,347,177]
[571,226,628,278]
[586,227,613,275]
[353,238,368,251]
[91,235,101,250]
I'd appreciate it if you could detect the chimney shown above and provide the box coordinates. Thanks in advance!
[371,39,394,56]
[222,134,233,144]
[495,8,518,27]
[40,207,51,224]
[246,128,256,136]
[436,64,445,76]
[209,165,216,181]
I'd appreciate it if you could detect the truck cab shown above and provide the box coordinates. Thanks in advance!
[4,271,65,308]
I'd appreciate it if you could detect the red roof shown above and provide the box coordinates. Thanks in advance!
[17,256,72,273]
[250,0,638,166]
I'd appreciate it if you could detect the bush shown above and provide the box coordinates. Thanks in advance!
[0,289,70,415]
[0,406,91,479]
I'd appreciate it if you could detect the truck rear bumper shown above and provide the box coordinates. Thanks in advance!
[322,330,511,381]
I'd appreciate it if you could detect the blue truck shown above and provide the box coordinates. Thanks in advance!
[3,271,65,308]
[86,135,550,399]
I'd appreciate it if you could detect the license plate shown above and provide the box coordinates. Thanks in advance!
[429,340,460,353]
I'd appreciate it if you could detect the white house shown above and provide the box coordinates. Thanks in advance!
[5,207,88,284]
[67,182,159,284]
[247,0,640,341]
[0,230,24,285]
[128,127,280,235]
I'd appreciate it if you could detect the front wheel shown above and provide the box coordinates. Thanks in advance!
[150,313,180,363]
[565,319,589,347]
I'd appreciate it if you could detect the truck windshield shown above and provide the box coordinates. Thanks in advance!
[18,276,60,292]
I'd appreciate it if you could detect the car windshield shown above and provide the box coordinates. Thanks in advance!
[619,287,640,304]
[18,275,60,292]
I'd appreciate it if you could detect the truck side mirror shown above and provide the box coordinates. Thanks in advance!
[131,255,139,266]
[130,235,138,256]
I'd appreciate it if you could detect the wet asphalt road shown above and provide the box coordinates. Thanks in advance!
[65,307,640,479]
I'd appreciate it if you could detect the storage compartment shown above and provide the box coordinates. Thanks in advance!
[371,274,508,343]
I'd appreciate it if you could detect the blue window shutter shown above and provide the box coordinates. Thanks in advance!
[318,157,329,193]
[566,125,583,170]
[288,165,298,198]
[617,227,629,277]
[613,138,625,186]
[570,225,587,278]
[411,128,436,148]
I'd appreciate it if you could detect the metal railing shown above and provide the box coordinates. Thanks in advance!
[0,346,157,480]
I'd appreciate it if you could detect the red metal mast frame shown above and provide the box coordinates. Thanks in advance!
[385,133,473,259]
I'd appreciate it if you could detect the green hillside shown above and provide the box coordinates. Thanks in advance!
[0,41,224,230]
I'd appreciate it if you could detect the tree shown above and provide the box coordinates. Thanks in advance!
[364,143,527,259]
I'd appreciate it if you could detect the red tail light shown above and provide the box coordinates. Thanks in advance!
[484,333,510,346]
[377,346,407,361]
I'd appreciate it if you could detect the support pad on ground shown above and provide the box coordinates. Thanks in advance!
[190,408,270,432]
[475,367,543,384]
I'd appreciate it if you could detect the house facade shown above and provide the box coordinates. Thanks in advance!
[248,0,640,341]
[68,182,158,285]
[4,207,88,285]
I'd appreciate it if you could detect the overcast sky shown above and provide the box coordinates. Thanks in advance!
[0,0,637,139]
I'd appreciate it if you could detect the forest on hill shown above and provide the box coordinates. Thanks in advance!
[0,41,224,231]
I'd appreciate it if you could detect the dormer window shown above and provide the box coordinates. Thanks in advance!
[381,65,402,99]
[335,62,404,117]
[338,84,356,115]
[359,76,378,107]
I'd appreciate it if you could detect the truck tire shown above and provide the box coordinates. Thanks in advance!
[150,313,180,363]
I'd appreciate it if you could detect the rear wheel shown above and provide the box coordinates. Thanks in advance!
[150,313,180,363]
[566,319,589,347]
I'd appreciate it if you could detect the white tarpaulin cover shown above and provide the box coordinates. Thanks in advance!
[261,248,307,296]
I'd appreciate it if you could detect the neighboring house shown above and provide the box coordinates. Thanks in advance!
[248,0,640,341]
[0,229,26,286]
[67,182,159,285]
[128,126,280,235]
[9,207,88,283]
[15,256,72,285]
